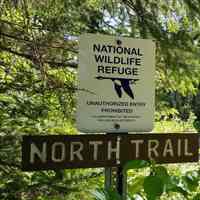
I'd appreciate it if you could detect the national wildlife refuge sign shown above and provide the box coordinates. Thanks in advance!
[77,34,155,133]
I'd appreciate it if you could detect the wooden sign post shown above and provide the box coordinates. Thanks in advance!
[21,34,200,199]
[76,33,156,199]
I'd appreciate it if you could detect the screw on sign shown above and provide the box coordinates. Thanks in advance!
[116,39,122,45]
[114,123,120,130]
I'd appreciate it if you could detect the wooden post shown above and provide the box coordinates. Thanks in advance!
[116,132,128,200]
[105,132,113,190]
[116,166,127,200]
[104,167,112,190]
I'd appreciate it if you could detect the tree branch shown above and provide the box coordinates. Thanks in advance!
[0,31,30,42]
[1,31,78,54]
[0,19,25,29]
[46,60,78,69]
[0,158,21,169]
[0,44,78,69]
[0,44,32,60]
[0,60,8,67]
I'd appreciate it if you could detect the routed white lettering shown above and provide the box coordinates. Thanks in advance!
[130,140,144,158]
[89,141,103,160]
[51,142,65,162]
[184,139,193,156]
[70,142,84,161]
[148,140,159,159]
[163,139,174,157]
[108,137,121,163]
[30,142,47,163]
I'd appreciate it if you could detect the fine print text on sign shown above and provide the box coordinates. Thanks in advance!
[77,34,155,133]
[22,134,198,171]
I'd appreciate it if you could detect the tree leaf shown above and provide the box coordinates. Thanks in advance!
[193,193,200,200]
[129,176,145,194]
[123,160,150,172]
[91,188,121,200]
[166,176,189,196]
[132,194,144,200]
[143,176,164,199]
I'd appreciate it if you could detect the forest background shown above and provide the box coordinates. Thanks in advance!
[1,0,200,199]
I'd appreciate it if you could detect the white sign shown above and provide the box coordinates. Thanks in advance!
[77,34,155,133]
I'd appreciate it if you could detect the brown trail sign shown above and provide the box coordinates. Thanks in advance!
[22,133,199,171]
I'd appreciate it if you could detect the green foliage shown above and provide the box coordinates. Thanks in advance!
[193,193,200,200]
[144,175,164,200]
[1,0,200,200]
[126,162,200,200]
[90,161,200,200]
[92,188,121,200]
[123,160,150,172]
[154,117,197,133]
